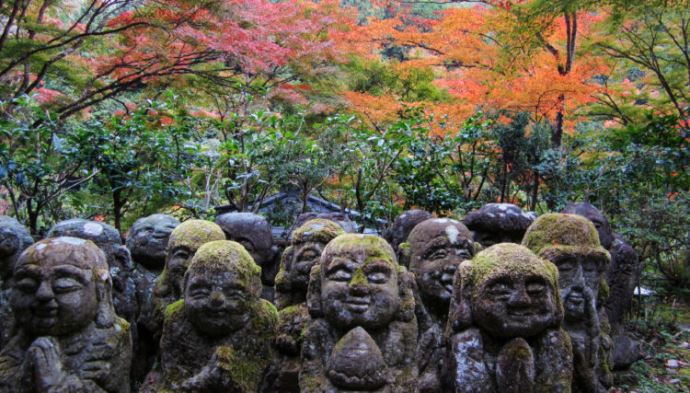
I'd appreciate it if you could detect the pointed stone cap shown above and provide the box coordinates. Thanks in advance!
[327,326,388,390]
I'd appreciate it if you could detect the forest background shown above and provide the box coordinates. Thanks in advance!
[0,2,689,383]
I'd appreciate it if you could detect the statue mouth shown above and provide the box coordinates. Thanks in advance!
[507,308,537,317]
[34,306,58,318]
[344,297,370,313]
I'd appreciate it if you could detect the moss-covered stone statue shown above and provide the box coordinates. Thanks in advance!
[0,237,132,393]
[216,212,277,301]
[446,243,573,393]
[561,203,643,370]
[150,240,277,392]
[299,234,418,392]
[48,219,137,323]
[139,219,225,340]
[267,219,345,392]
[0,216,33,347]
[463,203,536,247]
[403,218,475,392]
[523,213,611,392]
[382,209,432,267]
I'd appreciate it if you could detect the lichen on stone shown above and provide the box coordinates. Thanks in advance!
[292,219,345,244]
[522,213,602,254]
[187,240,262,297]
[167,219,225,252]
[321,234,397,266]
[468,243,560,297]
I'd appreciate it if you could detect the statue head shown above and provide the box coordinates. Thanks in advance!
[290,212,356,237]
[522,213,610,323]
[11,237,116,337]
[160,220,225,298]
[307,234,415,332]
[0,216,33,281]
[216,212,274,268]
[406,218,474,316]
[463,203,536,247]
[383,210,432,251]
[276,219,344,300]
[126,214,180,270]
[48,219,130,273]
[562,202,613,249]
[183,240,262,337]
[449,243,562,339]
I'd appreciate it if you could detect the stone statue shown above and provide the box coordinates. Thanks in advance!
[139,219,225,340]
[216,212,277,300]
[268,219,345,392]
[151,240,277,392]
[0,237,132,393]
[47,219,137,323]
[126,214,180,274]
[523,213,611,392]
[447,243,572,393]
[290,212,356,237]
[383,209,432,268]
[299,234,418,392]
[463,203,536,247]
[561,203,643,370]
[0,216,33,347]
[404,218,474,392]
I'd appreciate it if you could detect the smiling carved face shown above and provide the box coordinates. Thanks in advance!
[320,235,400,331]
[473,272,558,338]
[11,237,106,337]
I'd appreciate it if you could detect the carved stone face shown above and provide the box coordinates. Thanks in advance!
[127,214,180,270]
[522,213,610,323]
[459,244,561,339]
[165,220,225,297]
[320,235,400,331]
[281,219,345,293]
[544,249,608,322]
[474,271,558,338]
[408,218,473,313]
[562,203,613,250]
[11,237,107,337]
[184,240,261,337]
[216,213,273,267]
[463,204,535,247]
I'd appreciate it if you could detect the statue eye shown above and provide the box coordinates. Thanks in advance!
[189,287,210,299]
[367,272,389,284]
[15,277,38,293]
[487,283,511,298]
[54,277,83,293]
[299,250,318,261]
[173,250,190,260]
[526,282,546,295]
[429,249,448,260]
[224,289,247,299]
[455,249,471,259]
[557,261,575,272]
[239,240,255,252]
[328,268,351,282]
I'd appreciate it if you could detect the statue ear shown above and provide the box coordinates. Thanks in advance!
[396,268,416,322]
[306,265,323,318]
[473,242,483,255]
[397,242,411,268]
[95,280,116,328]
[447,261,474,334]
[113,245,133,271]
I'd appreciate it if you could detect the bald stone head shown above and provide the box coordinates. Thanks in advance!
[562,202,614,250]
[126,214,180,270]
[463,203,536,247]
[216,212,274,268]
[0,216,33,281]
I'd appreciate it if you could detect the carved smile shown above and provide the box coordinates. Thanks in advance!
[507,308,537,317]
[344,297,370,313]
[34,306,58,318]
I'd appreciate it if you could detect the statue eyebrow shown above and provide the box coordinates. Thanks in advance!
[53,264,88,280]
[13,265,41,277]
[325,258,352,275]
[363,260,392,273]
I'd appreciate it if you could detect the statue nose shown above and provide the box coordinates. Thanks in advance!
[209,291,226,306]
[348,270,369,295]
[508,287,531,306]
[35,281,55,302]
